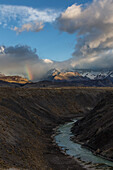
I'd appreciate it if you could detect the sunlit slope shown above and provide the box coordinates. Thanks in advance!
[0,75,30,84]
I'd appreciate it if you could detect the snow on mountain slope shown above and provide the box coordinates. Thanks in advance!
[46,68,113,81]
[71,69,113,80]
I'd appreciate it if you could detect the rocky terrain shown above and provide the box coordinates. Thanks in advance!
[0,87,112,169]
[0,69,113,87]
[47,69,81,81]
[42,69,113,87]
[24,78,113,88]
[72,92,113,161]
[0,75,30,84]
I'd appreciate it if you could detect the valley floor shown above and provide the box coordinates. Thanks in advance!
[0,87,113,169]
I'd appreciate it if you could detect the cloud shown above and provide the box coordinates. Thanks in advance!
[0,45,54,80]
[0,45,72,81]
[0,5,61,33]
[1,0,113,77]
[13,22,44,33]
[57,0,113,69]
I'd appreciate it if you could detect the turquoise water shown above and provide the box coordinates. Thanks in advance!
[55,120,113,167]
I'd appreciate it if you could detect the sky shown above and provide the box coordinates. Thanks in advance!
[0,0,113,80]
[0,0,91,61]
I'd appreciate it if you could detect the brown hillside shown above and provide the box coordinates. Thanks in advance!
[0,87,112,169]
[72,93,113,161]
[0,76,30,84]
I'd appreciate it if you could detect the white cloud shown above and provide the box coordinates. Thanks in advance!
[0,45,73,81]
[61,4,81,19]
[13,22,44,33]
[0,5,61,33]
[57,0,113,69]
[0,45,57,80]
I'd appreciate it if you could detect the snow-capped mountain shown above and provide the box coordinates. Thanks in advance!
[46,68,60,77]
[75,70,113,80]
[45,68,113,83]
[0,46,5,54]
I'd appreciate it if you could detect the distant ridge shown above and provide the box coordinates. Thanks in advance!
[45,68,113,82]
[0,74,30,84]
[27,68,113,87]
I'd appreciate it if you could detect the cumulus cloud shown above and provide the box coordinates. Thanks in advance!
[0,45,56,80]
[0,45,73,81]
[0,5,61,33]
[57,0,113,69]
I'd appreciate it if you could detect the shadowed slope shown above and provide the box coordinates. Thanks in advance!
[72,93,113,161]
[0,87,112,169]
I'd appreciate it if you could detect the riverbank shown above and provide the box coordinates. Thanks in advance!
[54,119,113,169]
[42,117,86,170]
[0,87,113,169]
[72,93,113,164]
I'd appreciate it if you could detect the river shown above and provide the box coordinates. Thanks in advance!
[54,119,113,168]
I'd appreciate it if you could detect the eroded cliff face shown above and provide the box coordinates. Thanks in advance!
[72,93,113,161]
[0,87,112,169]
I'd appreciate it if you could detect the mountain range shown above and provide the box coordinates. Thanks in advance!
[0,69,113,87]
[46,68,113,81]
[39,68,113,87]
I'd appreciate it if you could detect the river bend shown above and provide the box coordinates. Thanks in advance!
[54,119,113,168]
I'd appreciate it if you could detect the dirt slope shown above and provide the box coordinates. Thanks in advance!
[72,92,113,161]
[0,87,112,169]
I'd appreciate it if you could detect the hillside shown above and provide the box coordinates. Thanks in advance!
[42,69,113,87]
[0,75,30,84]
[72,93,113,161]
[0,69,113,87]
[0,87,111,169]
